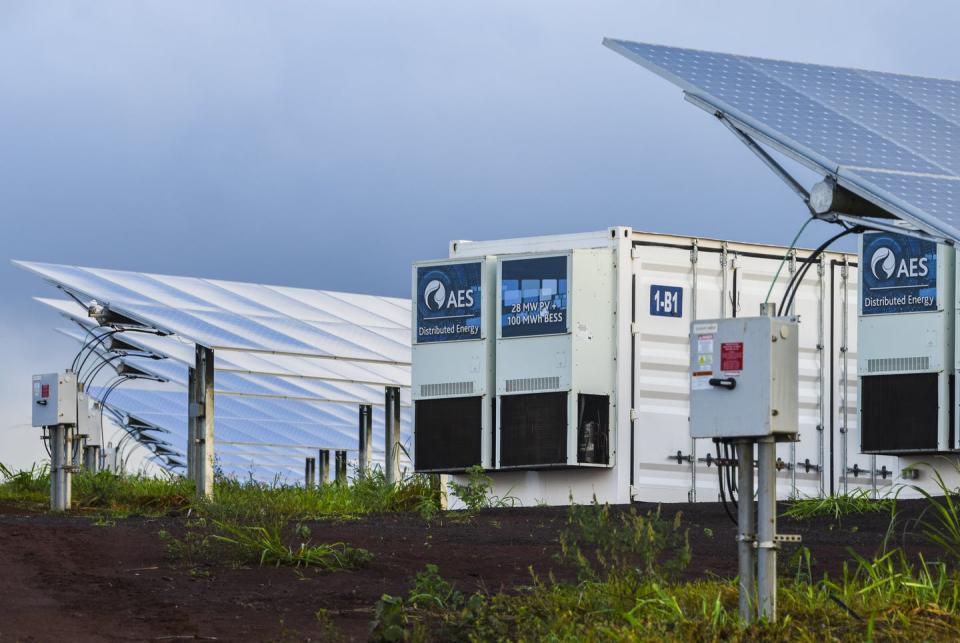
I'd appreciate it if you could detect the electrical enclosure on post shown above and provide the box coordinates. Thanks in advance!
[689,316,799,440]
[31,371,78,428]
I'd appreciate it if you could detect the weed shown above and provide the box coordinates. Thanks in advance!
[211,519,372,569]
[446,465,516,514]
[782,488,895,523]
[558,497,690,584]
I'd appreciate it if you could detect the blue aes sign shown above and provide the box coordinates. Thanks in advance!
[861,231,937,315]
[650,284,682,318]
[501,256,568,338]
[416,262,482,342]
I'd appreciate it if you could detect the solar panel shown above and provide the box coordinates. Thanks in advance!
[40,297,411,391]
[604,39,960,243]
[16,261,412,363]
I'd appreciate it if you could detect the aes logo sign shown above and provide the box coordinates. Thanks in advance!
[861,231,937,316]
[416,263,482,342]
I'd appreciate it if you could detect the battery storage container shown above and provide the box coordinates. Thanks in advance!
[415,227,900,505]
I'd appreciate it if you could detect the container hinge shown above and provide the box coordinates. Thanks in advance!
[629,409,639,422]
[631,246,642,260]
[630,322,641,335]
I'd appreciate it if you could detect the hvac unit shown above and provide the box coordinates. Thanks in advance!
[858,230,955,454]
[495,249,616,469]
[411,257,495,472]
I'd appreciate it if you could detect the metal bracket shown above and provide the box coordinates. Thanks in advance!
[668,450,692,465]
[774,534,802,544]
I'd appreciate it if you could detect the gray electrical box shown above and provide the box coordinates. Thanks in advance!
[689,316,799,439]
[31,371,78,427]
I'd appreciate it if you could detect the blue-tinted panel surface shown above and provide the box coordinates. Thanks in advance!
[604,39,960,242]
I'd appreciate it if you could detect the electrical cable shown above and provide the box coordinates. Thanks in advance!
[72,329,119,372]
[81,353,124,387]
[717,441,737,526]
[778,227,862,316]
[764,217,815,308]
[724,442,738,511]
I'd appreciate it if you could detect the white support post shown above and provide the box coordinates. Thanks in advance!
[194,346,215,500]
[737,440,755,623]
[358,404,373,477]
[757,437,778,621]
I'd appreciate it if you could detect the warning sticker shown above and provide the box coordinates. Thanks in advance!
[696,333,714,355]
[720,342,744,375]
[691,370,713,391]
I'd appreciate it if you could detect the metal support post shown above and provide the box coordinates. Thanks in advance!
[305,457,316,489]
[84,445,100,472]
[737,440,755,623]
[318,449,330,484]
[688,241,699,503]
[194,346,215,500]
[384,386,401,484]
[840,258,850,495]
[335,450,347,484]
[358,404,373,477]
[757,438,778,621]
[187,366,197,481]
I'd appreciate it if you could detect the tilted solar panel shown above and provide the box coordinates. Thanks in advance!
[604,39,960,242]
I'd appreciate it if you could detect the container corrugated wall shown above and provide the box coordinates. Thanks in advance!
[630,233,896,503]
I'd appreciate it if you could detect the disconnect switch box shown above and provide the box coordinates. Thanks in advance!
[689,316,798,440]
[31,371,78,428]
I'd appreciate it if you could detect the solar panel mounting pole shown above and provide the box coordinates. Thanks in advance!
[186,366,197,481]
[385,386,401,484]
[358,404,373,477]
[194,345,215,500]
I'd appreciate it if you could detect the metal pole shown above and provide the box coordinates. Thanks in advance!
[187,366,197,481]
[49,425,62,511]
[385,386,401,484]
[840,257,849,496]
[737,440,755,623]
[757,438,777,621]
[689,240,699,503]
[195,346,215,500]
[787,252,798,499]
[84,445,100,472]
[817,255,826,498]
[305,457,316,489]
[335,450,347,484]
[318,449,330,484]
[358,404,372,477]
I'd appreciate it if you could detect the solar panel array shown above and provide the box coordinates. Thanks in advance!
[17,261,413,482]
[604,39,960,243]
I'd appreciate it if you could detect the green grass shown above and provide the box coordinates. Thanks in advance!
[782,488,896,522]
[0,463,440,520]
[372,500,960,642]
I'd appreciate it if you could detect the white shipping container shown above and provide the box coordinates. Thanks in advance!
[441,227,898,506]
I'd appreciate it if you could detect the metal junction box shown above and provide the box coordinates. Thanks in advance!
[411,257,496,472]
[495,249,617,469]
[689,316,799,440]
[31,371,78,427]
[857,231,955,454]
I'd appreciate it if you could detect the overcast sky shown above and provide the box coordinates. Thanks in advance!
[2,1,958,468]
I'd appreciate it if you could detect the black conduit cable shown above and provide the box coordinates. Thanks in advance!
[81,353,124,387]
[725,442,738,510]
[73,329,121,373]
[779,227,862,316]
[717,442,737,526]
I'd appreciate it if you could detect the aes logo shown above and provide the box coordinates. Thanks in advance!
[423,276,474,311]
[869,245,928,282]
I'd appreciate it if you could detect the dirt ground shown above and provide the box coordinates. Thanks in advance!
[0,499,939,642]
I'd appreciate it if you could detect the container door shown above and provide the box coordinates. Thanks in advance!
[731,250,828,500]
[631,242,721,502]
